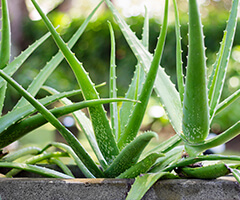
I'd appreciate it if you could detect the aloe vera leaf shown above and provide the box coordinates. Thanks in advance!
[50,158,74,178]
[42,86,108,170]
[178,163,230,179]
[5,151,70,177]
[145,134,181,155]
[215,89,240,115]
[0,97,135,149]
[126,172,170,200]
[117,152,163,179]
[165,154,240,172]
[0,162,73,178]
[207,32,227,91]
[0,32,51,89]
[0,82,7,115]
[117,0,169,149]
[108,21,118,140]
[0,89,83,136]
[15,1,103,109]
[0,0,10,115]
[182,0,209,144]
[0,69,103,177]
[1,146,41,162]
[119,8,148,139]
[185,120,240,155]
[231,168,240,183]
[173,0,184,103]
[30,0,119,164]
[104,131,158,178]
[0,0,10,69]
[104,0,183,138]
[42,142,96,178]
[208,0,239,119]
[150,145,184,173]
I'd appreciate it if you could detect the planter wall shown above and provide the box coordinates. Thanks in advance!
[0,177,239,200]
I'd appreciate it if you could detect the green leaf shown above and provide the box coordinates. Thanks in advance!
[0,162,73,178]
[215,89,240,115]
[30,0,119,164]
[231,168,240,183]
[0,82,7,115]
[173,0,184,103]
[182,0,209,144]
[117,0,169,149]
[126,172,170,200]
[104,131,158,178]
[117,153,163,178]
[119,8,148,140]
[185,121,240,155]
[177,163,230,179]
[208,0,239,119]
[0,0,10,69]
[108,21,118,140]
[1,146,41,162]
[104,0,183,138]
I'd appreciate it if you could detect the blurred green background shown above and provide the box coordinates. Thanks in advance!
[2,0,239,152]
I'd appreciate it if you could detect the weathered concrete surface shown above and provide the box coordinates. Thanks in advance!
[0,176,239,200]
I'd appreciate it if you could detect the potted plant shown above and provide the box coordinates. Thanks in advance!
[0,0,240,199]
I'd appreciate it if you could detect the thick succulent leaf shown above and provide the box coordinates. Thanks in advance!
[104,0,183,138]
[0,69,103,178]
[0,82,7,115]
[104,131,158,178]
[0,0,10,115]
[119,8,148,140]
[185,121,240,155]
[208,0,239,119]
[150,145,184,173]
[117,152,163,179]
[43,86,108,170]
[30,0,119,164]
[215,89,240,115]
[126,172,172,200]
[117,0,169,149]
[145,134,181,155]
[15,1,103,109]
[0,162,73,178]
[173,0,184,103]
[0,0,10,69]
[108,22,119,140]
[177,163,230,179]
[49,158,74,178]
[166,154,240,172]
[182,0,209,144]
[231,168,240,183]
[1,146,41,162]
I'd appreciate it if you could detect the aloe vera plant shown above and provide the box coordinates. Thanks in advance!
[0,0,167,181]
[0,0,240,199]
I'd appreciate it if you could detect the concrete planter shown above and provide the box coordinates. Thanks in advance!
[0,166,239,200]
